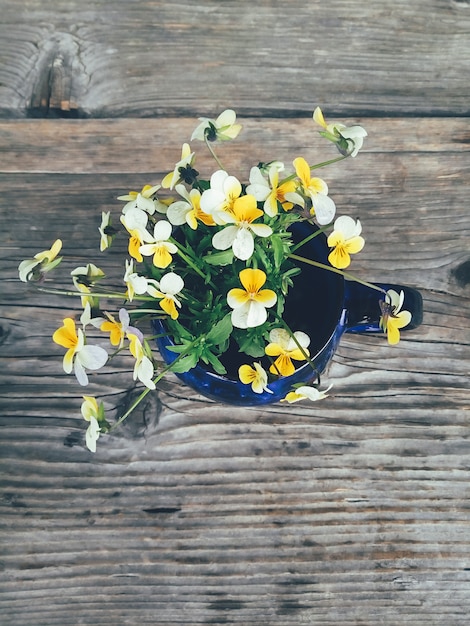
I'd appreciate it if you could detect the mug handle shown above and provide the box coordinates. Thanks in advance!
[344,282,423,334]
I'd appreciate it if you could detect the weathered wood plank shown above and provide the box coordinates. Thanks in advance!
[1,118,468,294]
[1,115,469,625]
[1,117,469,174]
[1,408,470,625]
[0,0,469,117]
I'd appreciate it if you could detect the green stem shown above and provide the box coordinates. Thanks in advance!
[288,253,387,294]
[110,338,199,431]
[280,154,349,184]
[204,138,226,170]
[32,284,157,302]
[128,309,164,317]
[272,311,319,379]
[173,240,217,289]
[310,154,349,171]
[290,222,332,252]
[33,286,122,299]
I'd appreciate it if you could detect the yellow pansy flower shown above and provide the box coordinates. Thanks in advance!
[147,272,184,320]
[81,396,106,453]
[123,259,148,302]
[327,215,365,269]
[167,185,215,230]
[127,331,156,390]
[161,143,196,189]
[247,164,297,216]
[313,107,367,157]
[265,328,310,377]
[211,194,273,261]
[227,268,277,329]
[191,109,242,142]
[120,208,153,263]
[71,263,105,308]
[139,220,178,269]
[117,183,160,215]
[282,384,332,403]
[379,290,412,345]
[199,170,243,224]
[238,362,272,394]
[18,238,63,282]
[100,311,126,348]
[53,318,108,385]
[292,156,336,225]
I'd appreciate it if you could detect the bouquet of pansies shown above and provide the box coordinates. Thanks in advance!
[19,107,412,451]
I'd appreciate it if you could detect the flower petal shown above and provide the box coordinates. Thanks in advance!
[63,348,75,374]
[159,297,179,320]
[249,223,273,238]
[167,200,191,225]
[293,157,310,186]
[268,328,290,348]
[85,415,100,452]
[255,288,277,307]
[345,236,365,255]
[216,108,236,128]
[328,246,351,269]
[238,364,255,385]
[265,343,282,357]
[153,220,172,241]
[286,348,309,362]
[311,194,336,225]
[159,272,184,295]
[227,288,250,308]
[288,331,311,350]
[53,318,78,349]
[134,355,156,389]
[232,228,254,260]
[231,301,267,329]
[212,225,238,251]
[313,106,327,128]
[270,354,296,377]
[334,215,362,238]
[77,345,108,371]
[18,259,39,282]
[394,311,412,329]
[246,167,270,200]
[81,395,99,421]
[239,268,267,292]
[74,359,89,386]
[223,175,242,201]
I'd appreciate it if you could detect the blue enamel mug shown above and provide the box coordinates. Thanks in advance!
[154,222,422,405]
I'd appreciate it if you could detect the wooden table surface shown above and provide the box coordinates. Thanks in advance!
[1,1,469,624]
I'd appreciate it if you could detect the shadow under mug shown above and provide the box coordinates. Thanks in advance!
[153,222,423,405]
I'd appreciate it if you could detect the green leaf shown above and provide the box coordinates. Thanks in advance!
[203,350,227,375]
[271,234,286,269]
[256,245,272,274]
[166,321,194,342]
[165,338,194,354]
[203,249,234,266]
[170,352,199,373]
[198,179,211,191]
[236,330,266,358]
[206,314,233,346]
[281,267,301,294]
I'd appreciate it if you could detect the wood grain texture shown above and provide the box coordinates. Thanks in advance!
[1,115,469,625]
[0,0,469,117]
[1,0,470,623]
